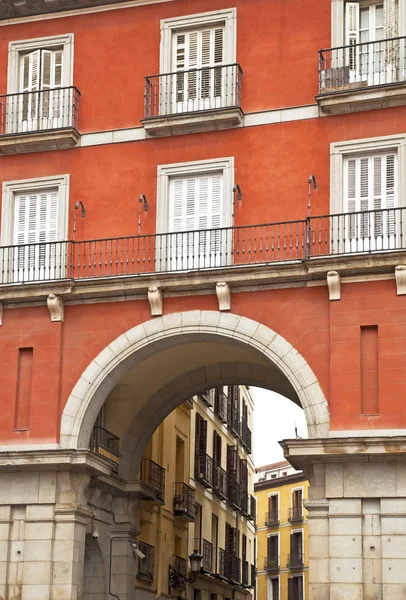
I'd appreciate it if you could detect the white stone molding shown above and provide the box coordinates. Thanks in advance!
[395,265,406,295]
[327,271,341,301]
[47,294,64,322]
[216,282,231,311]
[148,286,163,316]
[60,311,330,453]
[0,302,3,326]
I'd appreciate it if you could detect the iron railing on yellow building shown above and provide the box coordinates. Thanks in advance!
[140,459,165,502]
[213,465,228,500]
[173,482,196,521]
[136,542,155,582]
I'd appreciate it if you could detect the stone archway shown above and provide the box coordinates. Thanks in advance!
[60,311,329,454]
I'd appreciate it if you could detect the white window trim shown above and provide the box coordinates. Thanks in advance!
[331,0,406,46]
[160,8,237,74]
[267,576,280,600]
[8,33,74,94]
[330,134,406,214]
[1,174,70,246]
[156,157,235,234]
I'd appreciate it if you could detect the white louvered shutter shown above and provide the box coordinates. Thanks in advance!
[20,50,40,124]
[14,189,59,279]
[345,2,360,72]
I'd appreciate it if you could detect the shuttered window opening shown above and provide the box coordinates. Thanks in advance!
[172,26,225,112]
[194,412,208,479]
[13,188,61,282]
[344,151,397,251]
[18,48,65,132]
[168,172,228,269]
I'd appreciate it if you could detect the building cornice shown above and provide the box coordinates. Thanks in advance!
[254,471,306,492]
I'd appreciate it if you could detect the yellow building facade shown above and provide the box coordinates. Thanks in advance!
[134,385,256,600]
[255,462,309,600]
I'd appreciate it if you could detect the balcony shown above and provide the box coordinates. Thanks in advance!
[216,548,228,579]
[248,495,256,523]
[142,64,243,137]
[136,542,155,583]
[265,510,279,527]
[2,207,404,301]
[194,538,213,574]
[227,477,241,511]
[264,556,279,574]
[227,400,240,438]
[173,482,196,521]
[139,459,166,503]
[170,556,187,590]
[288,506,303,523]
[0,86,80,154]
[213,465,228,501]
[90,426,120,472]
[199,388,215,408]
[241,491,249,517]
[287,553,304,570]
[317,36,406,114]
[196,453,214,489]
[228,555,241,584]
[242,560,249,587]
[250,564,256,588]
[241,419,252,453]
[214,390,228,424]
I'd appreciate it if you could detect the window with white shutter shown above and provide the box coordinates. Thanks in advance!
[344,151,397,251]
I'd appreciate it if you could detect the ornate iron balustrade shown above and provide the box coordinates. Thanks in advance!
[228,555,241,584]
[227,400,240,437]
[242,560,249,586]
[217,548,228,579]
[288,506,303,523]
[214,389,228,424]
[265,510,279,527]
[144,64,242,118]
[194,538,213,573]
[213,465,228,501]
[173,482,196,521]
[0,86,80,135]
[318,36,406,95]
[241,419,252,453]
[287,553,304,570]
[90,426,120,472]
[140,459,165,502]
[197,453,214,489]
[136,542,155,582]
[2,207,405,285]
[264,556,280,573]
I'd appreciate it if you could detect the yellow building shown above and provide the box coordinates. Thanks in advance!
[255,461,309,600]
[135,385,256,600]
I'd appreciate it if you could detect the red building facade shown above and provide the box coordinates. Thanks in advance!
[0,0,405,598]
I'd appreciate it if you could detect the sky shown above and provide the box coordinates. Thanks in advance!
[251,387,308,468]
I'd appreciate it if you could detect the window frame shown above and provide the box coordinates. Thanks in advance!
[156,157,235,235]
[267,576,280,600]
[290,528,305,564]
[1,174,70,247]
[160,9,237,75]
[268,491,280,522]
[8,34,74,95]
[330,134,406,214]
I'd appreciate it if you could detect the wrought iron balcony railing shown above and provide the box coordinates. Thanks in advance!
[248,494,256,523]
[194,538,213,573]
[173,482,196,521]
[265,510,279,527]
[2,207,405,286]
[214,390,228,424]
[217,548,228,579]
[90,426,120,472]
[136,542,155,582]
[196,453,214,489]
[288,506,303,523]
[198,388,215,407]
[228,555,241,584]
[264,556,280,573]
[228,477,241,511]
[144,64,242,119]
[227,400,240,437]
[170,556,187,590]
[140,459,165,502]
[241,491,249,516]
[213,465,228,501]
[318,36,406,95]
[241,419,252,453]
[0,86,80,135]
[287,553,304,570]
[250,564,256,588]
[242,560,249,586]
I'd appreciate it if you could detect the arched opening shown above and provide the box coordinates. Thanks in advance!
[83,534,105,600]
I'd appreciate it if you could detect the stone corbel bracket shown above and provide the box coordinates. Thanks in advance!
[47,293,64,322]
[395,265,406,295]
[0,302,3,326]
[216,282,231,311]
[148,286,163,316]
[327,271,341,301]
